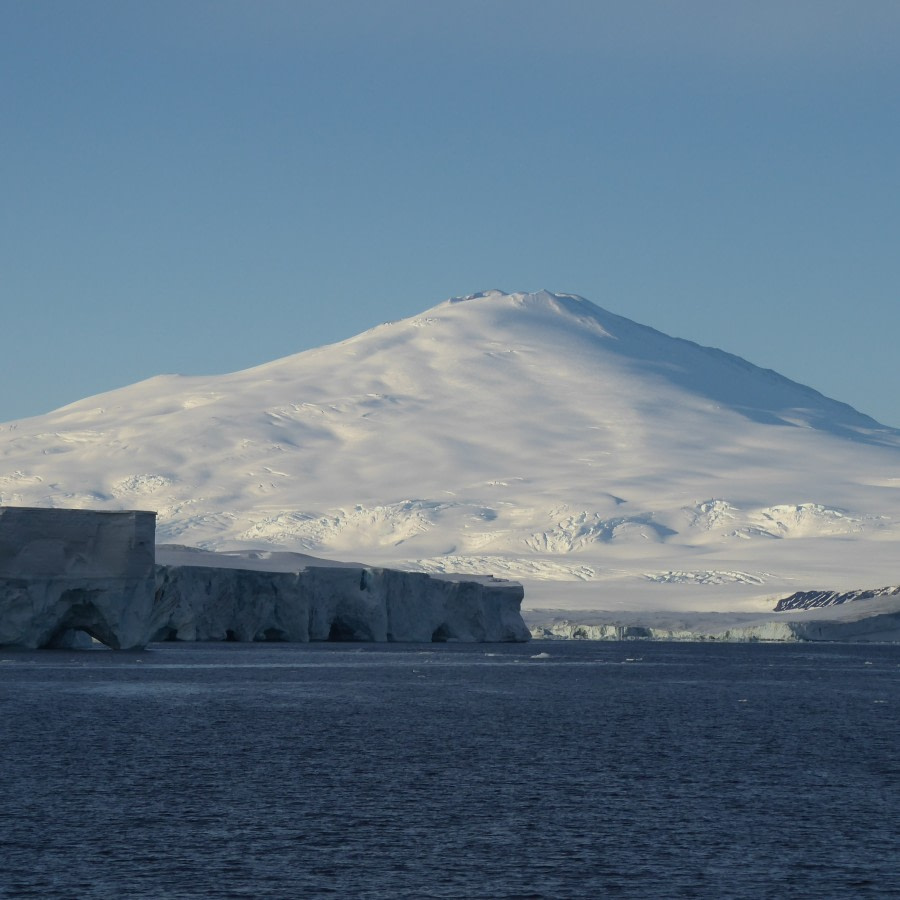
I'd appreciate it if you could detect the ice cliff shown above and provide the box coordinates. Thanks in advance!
[152,562,528,643]
[0,507,529,648]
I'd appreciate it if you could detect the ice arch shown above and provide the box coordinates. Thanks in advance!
[0,507,157,650]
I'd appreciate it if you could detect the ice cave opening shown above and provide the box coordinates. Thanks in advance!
[325,614,377,641]
[260,627,289,642]
[327,619,357,641]
[43,590,117,649]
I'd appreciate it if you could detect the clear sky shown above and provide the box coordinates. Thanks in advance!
[3,1,899,426]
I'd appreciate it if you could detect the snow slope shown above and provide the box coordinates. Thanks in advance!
[2,289,899,613]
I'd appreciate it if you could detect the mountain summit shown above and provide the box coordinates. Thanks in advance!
[2,290,898,610]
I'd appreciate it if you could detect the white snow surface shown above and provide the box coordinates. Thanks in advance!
[3,289,899,615]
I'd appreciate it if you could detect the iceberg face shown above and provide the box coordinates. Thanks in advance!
[152,565,311,643]
[0,507,158,650]
[152,564,529,644]
[0,505,156,580]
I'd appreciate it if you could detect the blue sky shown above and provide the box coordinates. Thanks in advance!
[3,1,899,426]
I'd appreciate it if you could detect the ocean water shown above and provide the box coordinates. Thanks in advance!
[0,641,897,899]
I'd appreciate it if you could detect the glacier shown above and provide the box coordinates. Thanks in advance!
[0,507,529,649]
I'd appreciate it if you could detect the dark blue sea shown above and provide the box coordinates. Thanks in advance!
[1,641,897,899]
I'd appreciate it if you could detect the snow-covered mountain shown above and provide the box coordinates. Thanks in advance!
[3,290,899,613]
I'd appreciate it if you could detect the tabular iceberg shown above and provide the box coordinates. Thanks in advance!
[0,507,529,648]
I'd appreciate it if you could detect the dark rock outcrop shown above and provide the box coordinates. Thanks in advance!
[774,585,900,611]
